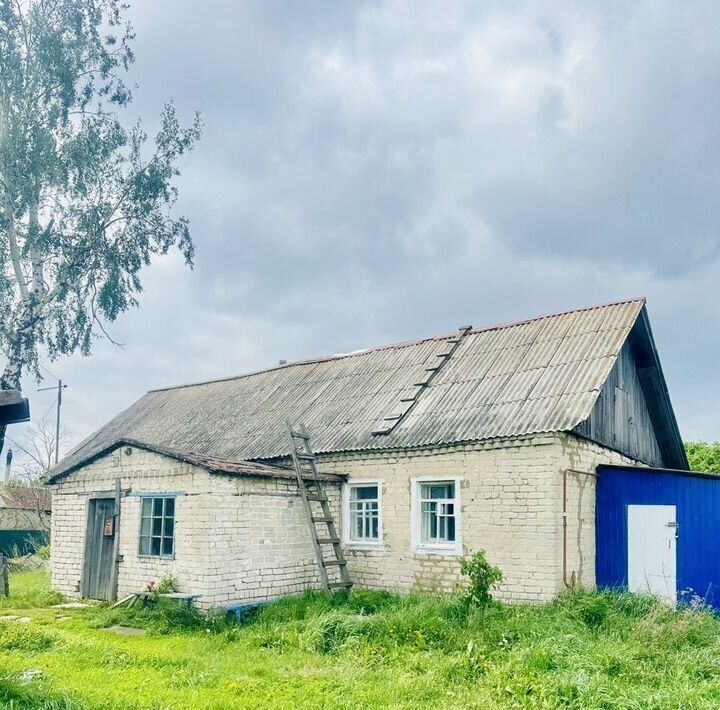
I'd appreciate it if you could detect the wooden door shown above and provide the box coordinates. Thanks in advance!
[82,498,117,600]
[627,504,677,604]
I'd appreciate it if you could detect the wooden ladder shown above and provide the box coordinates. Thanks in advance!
[286,422,352,594]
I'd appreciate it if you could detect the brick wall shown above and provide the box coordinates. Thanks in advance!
[558,433,643,592]
[50,445,340,609]
[51,434,642,609]
[318,432,638,603]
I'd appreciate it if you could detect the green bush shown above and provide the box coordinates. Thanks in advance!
[685,441,720,473]
[459,550,504,607]
[35,545,51,561]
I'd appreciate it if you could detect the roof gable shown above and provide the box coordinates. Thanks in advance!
[53,298,685,477]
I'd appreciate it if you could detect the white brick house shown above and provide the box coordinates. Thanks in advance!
[48,299,687,608]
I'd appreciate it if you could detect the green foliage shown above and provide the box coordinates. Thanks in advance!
[6,571,720,708]
[97,598,231,637]
[35,545,51,561]
[146,574,179,600]
[0,623,55,652]
[0,674,89,709]
[459,549,504,607]
[685,441,720,473]
[0,0,202,389]
[0,570,64,609]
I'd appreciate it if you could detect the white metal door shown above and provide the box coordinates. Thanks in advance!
[627,504,677,603]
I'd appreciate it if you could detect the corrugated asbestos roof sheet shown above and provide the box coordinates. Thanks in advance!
[48,439,344,484]
[52,299,646,479]
[0,486,52,512]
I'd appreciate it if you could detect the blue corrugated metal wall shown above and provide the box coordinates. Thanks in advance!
[596,465,720,606]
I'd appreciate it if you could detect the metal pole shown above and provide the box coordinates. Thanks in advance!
[3,449,11,484]
[55,379,62,464]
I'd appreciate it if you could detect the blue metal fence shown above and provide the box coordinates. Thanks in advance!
[596,465,720,606]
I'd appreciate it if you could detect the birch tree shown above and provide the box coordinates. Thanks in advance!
[0,0,201,453]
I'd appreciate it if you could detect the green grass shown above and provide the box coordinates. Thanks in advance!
[1,571,720,708]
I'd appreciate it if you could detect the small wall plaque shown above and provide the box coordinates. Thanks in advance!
[103,517,115,537]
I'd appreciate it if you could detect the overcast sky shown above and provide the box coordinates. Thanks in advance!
[11,0,720,463]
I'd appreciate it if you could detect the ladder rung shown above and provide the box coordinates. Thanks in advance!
[317,537,340,545]
[424,366,440,372]
[295,453,315,460]
[306,493,328,502]
[372,428,392,436]
[383,414,402,421]
[322,560,347,567]
[328,581,353,589]
[290,430,311,440]
[312,516,333,523]
[412,381,429,387]
[400,397,416,402]
[436,352,453,358]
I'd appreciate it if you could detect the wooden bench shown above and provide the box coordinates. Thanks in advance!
[113,592,200,609]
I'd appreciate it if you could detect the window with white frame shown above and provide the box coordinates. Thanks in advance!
[420,482,456,543]
[345,482,381,544]
[138,496,175,557]
[412,479,461,553]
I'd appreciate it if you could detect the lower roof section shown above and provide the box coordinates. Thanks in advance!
[47,438,345,485]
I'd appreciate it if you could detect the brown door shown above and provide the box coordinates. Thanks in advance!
[82,498,117,600]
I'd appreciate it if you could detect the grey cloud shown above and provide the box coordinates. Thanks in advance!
[10,0,720,467]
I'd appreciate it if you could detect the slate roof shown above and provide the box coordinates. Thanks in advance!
[50,298,669,481]
[0,486,52,512]
[47,439,343,484]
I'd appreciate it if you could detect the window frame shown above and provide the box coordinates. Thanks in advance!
[138,495,177,559]
[411,476,462,555]
[342,480,383,549]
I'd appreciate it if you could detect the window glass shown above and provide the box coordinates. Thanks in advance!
[419,482,457,544]
[422,482,454,500]
[348,484,380,542]
[139,496,176,557]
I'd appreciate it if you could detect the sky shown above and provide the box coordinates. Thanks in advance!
[10,0,720,464]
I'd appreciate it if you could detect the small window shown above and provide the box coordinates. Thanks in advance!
[420,482,456,544]
[139,496,175,557]
[349,484,380,542]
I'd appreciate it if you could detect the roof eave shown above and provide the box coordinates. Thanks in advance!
[48,438,345,485]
